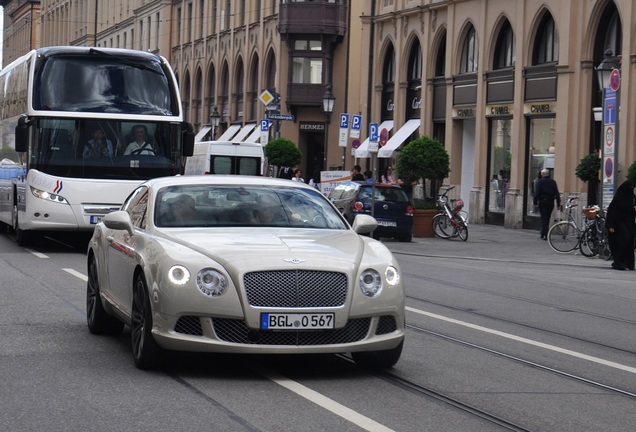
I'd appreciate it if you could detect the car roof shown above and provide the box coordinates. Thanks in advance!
[145,175,314,189]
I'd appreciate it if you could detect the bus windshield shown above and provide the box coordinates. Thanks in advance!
[33,52,176,115]
[30,118,182,180]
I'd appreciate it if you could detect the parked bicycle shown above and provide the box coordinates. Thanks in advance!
[579,205,611,259]
[547,196,583,253]
[432,186,468,241]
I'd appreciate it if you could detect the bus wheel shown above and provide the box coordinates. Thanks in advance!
[11,204,31,246]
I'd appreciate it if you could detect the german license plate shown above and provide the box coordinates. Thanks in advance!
[260,313,335,330]
[377,220,397,227]
[90,216,103,224]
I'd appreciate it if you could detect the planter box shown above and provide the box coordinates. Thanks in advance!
[413,209,437,237]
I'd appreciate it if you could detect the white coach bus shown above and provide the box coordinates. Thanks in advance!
[0,46,194,245]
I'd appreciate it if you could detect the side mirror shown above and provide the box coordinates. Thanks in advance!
[102,210,134,236]
[352,214,377,235]
[15,115,30,152]
[182,123,195,156]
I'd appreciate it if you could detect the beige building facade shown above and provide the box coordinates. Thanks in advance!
[2,0,634,229]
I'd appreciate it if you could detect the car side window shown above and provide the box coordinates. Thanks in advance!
[123,186,149,229]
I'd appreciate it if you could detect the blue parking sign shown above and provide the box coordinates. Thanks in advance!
[260,119,269,131]
[350,115,362,139]
[340,113,349,129]
[369,123,379,142]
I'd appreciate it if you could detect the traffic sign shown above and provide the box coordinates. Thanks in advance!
[610,69,621,92]
[368,122,379,153]
[350,114,362,139]
[268,113,295,121]
[351,139,361,149]
[379,128,389,147]
[259,89,275,105]
[339,113,349,148]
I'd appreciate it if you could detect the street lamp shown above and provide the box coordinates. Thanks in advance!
[595,49,619,90]
[210,106,221,139]
[322,84,336,170]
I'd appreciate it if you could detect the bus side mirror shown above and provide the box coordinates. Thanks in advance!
[15,115,30,152]
[182,123,195,157]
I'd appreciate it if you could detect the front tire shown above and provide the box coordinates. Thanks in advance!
[86,254,124,335]
[579,226,599,257]
[547,221,579,253]
[432,214,452,239]
[131,274,162,369]
[352,340,403,370]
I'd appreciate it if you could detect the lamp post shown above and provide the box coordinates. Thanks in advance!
[595,49,620,209]
[322,84,336,170]
[210,106,221,139]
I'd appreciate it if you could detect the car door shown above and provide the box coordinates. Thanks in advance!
[106,186,149,318]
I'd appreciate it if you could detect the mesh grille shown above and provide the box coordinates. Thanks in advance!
[244,270,348,308]
[212,318,371,345]
[174,316,204,336]
[376,316,397,335]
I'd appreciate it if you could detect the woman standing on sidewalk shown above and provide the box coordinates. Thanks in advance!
[605,179,636,270]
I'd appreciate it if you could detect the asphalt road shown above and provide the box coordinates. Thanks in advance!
[1,226,635,432]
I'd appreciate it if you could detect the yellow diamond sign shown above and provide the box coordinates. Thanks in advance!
[259,90,275,106]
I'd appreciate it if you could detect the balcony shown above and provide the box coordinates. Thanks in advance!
[279,1,347,38]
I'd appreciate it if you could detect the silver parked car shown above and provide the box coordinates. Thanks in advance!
[86,175,405,369]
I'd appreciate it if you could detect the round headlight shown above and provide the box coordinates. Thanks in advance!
[359,269,382,297]
[196,268,228,297]
[168,265,190,286]
[385,266,399,286]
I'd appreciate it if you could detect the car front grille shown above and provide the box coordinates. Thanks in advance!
[244,270,348,308]
[174,316,204,336]
[212,317,371,345]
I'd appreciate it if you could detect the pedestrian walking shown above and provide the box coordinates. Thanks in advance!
[605,179,636,270]
[533,168,561,240]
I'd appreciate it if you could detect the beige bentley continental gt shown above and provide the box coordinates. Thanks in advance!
[86,175,405,369]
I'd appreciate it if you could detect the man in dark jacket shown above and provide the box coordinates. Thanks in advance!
[533,168,561,240]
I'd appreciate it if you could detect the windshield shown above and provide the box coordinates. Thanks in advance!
[153,185,348,229]
[29,118,182,180]
[33,54,177,115]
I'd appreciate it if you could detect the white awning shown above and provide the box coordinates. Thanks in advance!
[354,120,394,158]
[217,124,241,141]
[231,123,257,141]
[245,128,262,143]
[378,119,421,158]
[194,126,211,143]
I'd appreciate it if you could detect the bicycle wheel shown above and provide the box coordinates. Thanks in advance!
[547,221,579,253]
[453,215,468,241]
[579,225,600,257]
[432,214,452,239]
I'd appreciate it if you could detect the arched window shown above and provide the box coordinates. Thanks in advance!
[207,64,216,120]
[381,44,395,120]
[234,59,244,119]
[532,13,558,64]
[460,25,478,73]
[434,33,446,77]
[494,20,514,69]
[406,40,422,119]
[248,55,260,121]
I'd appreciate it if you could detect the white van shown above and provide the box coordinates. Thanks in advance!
[184,141,265,176]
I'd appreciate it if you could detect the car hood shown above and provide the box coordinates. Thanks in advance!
[158,228,367,267]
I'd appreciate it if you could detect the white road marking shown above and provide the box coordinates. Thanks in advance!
[63,268,88,281]
[25,249,49,259]
[256,366,395,432]
[407,306,636,374]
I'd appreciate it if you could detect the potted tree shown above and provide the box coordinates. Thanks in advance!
[264,137,302,177]
[397,136,450,237]
[575,153,600,205]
